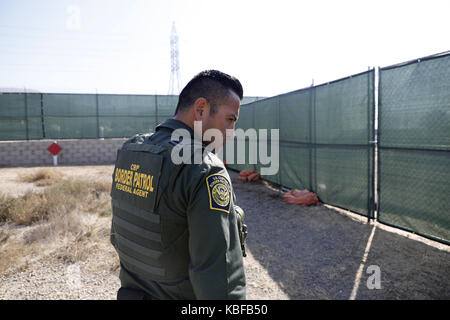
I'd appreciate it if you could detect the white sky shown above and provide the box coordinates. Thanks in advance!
[0,0,449,96]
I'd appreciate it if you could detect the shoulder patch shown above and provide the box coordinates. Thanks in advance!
[206,174,231,213]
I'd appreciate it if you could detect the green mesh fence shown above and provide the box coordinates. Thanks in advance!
[44,94,98,139]
[0,93,43,140]
[224,102,256,172]
[313,71,375,217]
[154,95,181,127]
[253,96,280,185]
[378,53,450,244]
[227,70,375,218]
[0,93,262,140]
[98,94,156,139]
[1,53,448,244]
[279,89,312,191]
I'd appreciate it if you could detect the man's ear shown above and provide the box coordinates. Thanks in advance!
[193,97,210,121]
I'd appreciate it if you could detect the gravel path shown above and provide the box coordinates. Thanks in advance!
[1,166,449,299]
[231,170,450,299]
[0,255,120,300]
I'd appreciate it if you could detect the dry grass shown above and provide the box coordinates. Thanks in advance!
[0,176,114,274]
[0,179,111,225]
[18,168,66,186]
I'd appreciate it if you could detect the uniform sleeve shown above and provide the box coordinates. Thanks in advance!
[184,163,246,300]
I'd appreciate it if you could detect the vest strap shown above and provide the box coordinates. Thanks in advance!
[116,247,165,277]
[113,215,161,243]
[112,199,160,224]
[114,232,162,259]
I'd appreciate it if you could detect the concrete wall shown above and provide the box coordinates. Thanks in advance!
[0,139,127,167]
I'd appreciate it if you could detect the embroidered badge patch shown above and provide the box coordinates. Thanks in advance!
[206,174,231,213]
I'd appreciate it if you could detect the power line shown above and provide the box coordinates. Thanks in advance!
[0,24,129,39]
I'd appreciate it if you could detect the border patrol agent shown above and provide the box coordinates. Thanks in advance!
[110,70,247,300]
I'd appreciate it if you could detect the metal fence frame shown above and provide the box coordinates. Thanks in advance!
[1,52,449,245]
[0,93,263,140]
[227,52,449,245]
[228,69,376,220]
[376,51,450,245]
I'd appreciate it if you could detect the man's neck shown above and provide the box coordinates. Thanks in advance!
[173,113,195,132]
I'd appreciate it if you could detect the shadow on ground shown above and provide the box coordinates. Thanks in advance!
[229,170,450,300]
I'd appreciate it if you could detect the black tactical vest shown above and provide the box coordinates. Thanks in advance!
[110,129,246,299]
[110,133,185,283]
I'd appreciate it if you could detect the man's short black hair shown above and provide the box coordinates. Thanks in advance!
[174,70,243,115]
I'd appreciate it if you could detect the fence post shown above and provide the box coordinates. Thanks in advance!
[40,93,46,139]
[96,91,100,138]
[308,86,313,191]
[24,91,29,140]
[311,85,317,193]
[376,67,382,223]
[252,101,256,172]
[371,68,377,221]
[367,67,373,222]
[277,95,281,185]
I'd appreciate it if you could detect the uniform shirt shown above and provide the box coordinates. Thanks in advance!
[113,118,246,300]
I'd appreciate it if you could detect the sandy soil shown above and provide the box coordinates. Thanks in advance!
[0,165,449,300]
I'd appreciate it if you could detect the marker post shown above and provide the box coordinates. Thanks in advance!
[47,142,63,166]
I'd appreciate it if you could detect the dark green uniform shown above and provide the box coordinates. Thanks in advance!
[110,118,246,300]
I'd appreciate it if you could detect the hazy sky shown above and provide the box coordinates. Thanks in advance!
[0,0,448,96]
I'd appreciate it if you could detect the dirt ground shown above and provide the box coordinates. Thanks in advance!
[0,165,449,299]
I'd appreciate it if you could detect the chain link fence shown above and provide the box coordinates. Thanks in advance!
[1,52,449,245]
[0,94,262,140]
[378,52,450,244]
[226,69,375,219]
[226,51,449,245]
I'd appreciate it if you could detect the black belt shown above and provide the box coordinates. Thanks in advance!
[117,287,153,300]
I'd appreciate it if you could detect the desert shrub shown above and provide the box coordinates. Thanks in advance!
[0,178,112,225]
[18,168,65,186]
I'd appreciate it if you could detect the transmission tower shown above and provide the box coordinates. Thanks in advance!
[169,22,181,95]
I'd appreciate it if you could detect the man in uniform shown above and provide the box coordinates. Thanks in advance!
[110,70,247,300]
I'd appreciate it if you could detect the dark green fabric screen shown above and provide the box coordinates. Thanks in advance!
[227,70,375,218]
[0,94,261,140]
[378,53,450,243]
